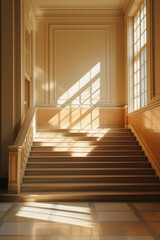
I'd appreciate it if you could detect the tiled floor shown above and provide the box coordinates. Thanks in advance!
[0,202,160,240]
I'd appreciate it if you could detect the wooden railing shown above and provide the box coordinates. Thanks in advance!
[8,107,36,194]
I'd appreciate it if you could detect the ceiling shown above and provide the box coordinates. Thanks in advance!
[36,0,130,11]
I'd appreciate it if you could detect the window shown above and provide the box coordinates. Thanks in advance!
[133,0,147,111]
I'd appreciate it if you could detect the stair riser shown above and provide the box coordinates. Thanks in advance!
[3,193,160,202]
[25,169,155,175]
[34,136,136,141]
[28,156,148,162]
[23,177,159,184]
[21,185,160,192]
[30,151,144,156]
[31,146,141,151]
[37,128,132,133]
[27,162,151,168]
[35,133,134,137]
[33,141,139,146]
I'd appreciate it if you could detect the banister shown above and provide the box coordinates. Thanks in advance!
[8,107,36,194]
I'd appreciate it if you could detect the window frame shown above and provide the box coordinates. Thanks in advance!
[127,0,151,114]
[133,0,147,111]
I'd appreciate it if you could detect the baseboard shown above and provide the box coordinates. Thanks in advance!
[128,124,160,178]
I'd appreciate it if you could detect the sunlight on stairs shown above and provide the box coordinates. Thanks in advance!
[21,127,160,201]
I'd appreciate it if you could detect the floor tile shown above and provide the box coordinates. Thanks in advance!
[103,237,154,240]
[56,203,91,213]
[0,203,13,211]
[0,212,6,219]
[141,211,160,221]
[6,211,51,223]
[148,222,160,235]
[0,237,46,240]
[97,211,139,222]
[95,203,130,211]
[46,237,101,240]
[13,202,58,212]
[0,222,48,236]
[45,223,99,236]
[98,222,150,236]
[133,202,160,211]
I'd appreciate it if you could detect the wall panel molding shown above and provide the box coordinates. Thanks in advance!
[49,24,111,107]
[35,21,125,107]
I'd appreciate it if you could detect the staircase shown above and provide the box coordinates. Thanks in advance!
[21,127,160,201]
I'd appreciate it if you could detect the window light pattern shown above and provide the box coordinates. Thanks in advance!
[134,0,147,110]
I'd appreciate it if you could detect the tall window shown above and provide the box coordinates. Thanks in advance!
[133,0,147,111]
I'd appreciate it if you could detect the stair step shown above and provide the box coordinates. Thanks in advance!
[35,132,134,137]
[28,156,148,162]
[4,191,160,201]
[33,140,139,145]
[21,183,160,192]
[31,145,141,151]
[27,161,151,168]
[37,128,132,133]
[34,136,136,141]
[30,150,144,157]
[25,168,155,175]
[19,127,160,201]
[23,175,159,183]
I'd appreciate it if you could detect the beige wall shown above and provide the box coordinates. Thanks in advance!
[128,105,160,171]
[126,0,160,170]
[37,108,125,129]
[35,17,125,108]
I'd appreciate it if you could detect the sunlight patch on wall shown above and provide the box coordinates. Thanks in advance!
[57,62,101,108]
[48,107,100,129]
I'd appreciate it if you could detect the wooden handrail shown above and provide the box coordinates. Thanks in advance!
[8,107,36,194]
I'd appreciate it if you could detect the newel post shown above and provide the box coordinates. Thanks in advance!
[8,146,23,194]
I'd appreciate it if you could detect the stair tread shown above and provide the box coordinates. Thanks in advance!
[26,167,153,170]
[22,182,160,186]
[32,145,140,148]
[23,175,158,178]
[33,140,138,143]
[18,191,160,197]
[30,150,143,153]
[37,127,131,131]
[27,161,148,164]
[29,155,146,158]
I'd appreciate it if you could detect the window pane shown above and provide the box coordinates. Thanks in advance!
[136,84,140,96]
[144,16,146,30]
[141,80,145,93]
[141,18,144,34]
[137,12,140,25]
[145,92,147,105]
[134,61,137,73]
[145,62,147,77]
[141,50,145,65]
[144,1,146,15]
[137,70,140,83]
[137,97,140,109]
[144,47,147,61]
[141,65,145,79]
[134,17,137,30]
[141,94,145,107]
[145,78,147,91]
[134,98,137,110]
[141,5,144,20]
